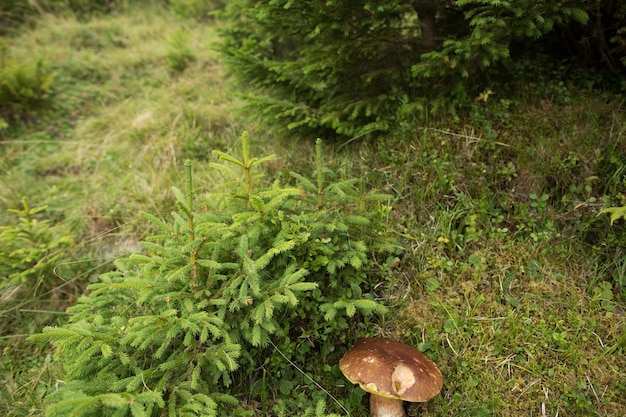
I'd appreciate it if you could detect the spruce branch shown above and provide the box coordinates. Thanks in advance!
[316,138,324,207]
[185,160,198,291]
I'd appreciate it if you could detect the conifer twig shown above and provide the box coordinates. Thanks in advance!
[242,132,253,206]
[184,160,199,290]
[316,138,324,208]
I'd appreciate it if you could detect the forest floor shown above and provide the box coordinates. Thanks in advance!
[1,5,625,417]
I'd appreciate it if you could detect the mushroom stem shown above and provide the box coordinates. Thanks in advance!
[370,394,406,417]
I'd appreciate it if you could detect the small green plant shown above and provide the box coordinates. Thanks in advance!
[272,399,340,417]
[0,41,56,125]
[600,204,626,225]
[0,198,75,305]
[166,26,196,73]
[590,281,617,312]
[32,133,394,416]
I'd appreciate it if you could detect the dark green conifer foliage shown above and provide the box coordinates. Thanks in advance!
[32,133,395,416]
[219,1,623,140]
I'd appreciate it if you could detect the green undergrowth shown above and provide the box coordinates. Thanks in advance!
[1,3,625,417]
[354,95,626,416]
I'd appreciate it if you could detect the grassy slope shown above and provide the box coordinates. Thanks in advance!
[0,7,241,415]
[1,5,625,417]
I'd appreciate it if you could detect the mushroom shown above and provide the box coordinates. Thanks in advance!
[339,338,443,417]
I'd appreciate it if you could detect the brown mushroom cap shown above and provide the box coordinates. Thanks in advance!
[339,338,443,402]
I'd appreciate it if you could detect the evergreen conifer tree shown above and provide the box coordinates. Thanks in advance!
[219,1,623,140]
[32,133,396,416]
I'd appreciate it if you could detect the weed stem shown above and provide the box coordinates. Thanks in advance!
[268,339,352,416]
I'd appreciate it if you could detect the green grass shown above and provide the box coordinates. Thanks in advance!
[1,4,625,417]
[357,99,626,416]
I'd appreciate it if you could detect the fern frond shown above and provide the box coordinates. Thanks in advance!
[599,205,626,225]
